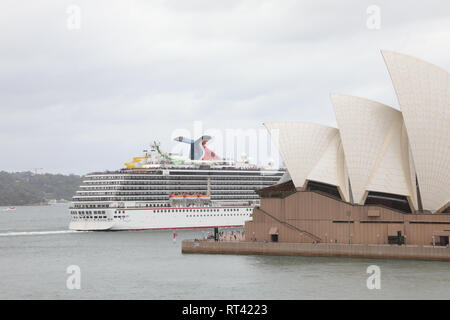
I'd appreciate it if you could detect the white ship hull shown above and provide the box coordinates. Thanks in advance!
[69,206,253,231]
[69,139,284,231]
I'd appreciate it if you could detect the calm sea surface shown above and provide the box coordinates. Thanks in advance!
[0,205,449,299]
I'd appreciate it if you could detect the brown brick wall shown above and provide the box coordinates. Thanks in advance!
[246,191,450,246]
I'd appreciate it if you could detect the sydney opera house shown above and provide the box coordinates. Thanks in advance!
[245,51,450,247]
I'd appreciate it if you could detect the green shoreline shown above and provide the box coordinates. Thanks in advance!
[0,171,82,206]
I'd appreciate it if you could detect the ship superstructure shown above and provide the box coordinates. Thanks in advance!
[69,136,284,231]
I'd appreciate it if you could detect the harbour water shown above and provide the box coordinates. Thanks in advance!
[1,205,449,299]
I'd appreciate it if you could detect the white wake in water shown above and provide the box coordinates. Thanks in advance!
[0,230,89,237]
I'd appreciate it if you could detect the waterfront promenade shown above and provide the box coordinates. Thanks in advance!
[182,240,450,262]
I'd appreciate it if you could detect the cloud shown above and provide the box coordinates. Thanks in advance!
[0,0,449,174]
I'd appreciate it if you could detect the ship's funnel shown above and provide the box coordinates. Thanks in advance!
[173,135,218,160]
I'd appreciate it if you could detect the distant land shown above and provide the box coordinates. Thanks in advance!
[0,171,82,206]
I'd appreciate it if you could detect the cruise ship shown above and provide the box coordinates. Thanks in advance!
[69,136,285,231]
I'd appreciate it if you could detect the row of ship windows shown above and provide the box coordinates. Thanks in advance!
[76,191,257,196]
[82,182,277,188]
[70,213,250,220]
[72,196,260,201]
[80,204,109,208]
[149,208,252,213]
[70,208,251,214]
[82,186,207,189]
[73,195,260,198]
[79,186,264,190]
[79,186,261,190]
[80,183,274,188]
[70,211,107,215]
[71,216,111,220]
[83,178,279,184]
[186,213,250,217]
[80,182,275,188]
[72,216,120,221]
[85,174,282,180]
[72,202,257,208]
[72,204,171,208]
[84,172,283,181]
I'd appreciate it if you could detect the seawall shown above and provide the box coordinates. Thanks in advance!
[182,240,450,261]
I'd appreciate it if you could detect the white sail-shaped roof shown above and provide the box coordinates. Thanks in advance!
[331,94,416,208]
[264,122,349,201]
[382,50,450,212]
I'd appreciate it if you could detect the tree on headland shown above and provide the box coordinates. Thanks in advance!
[0,171,82,206]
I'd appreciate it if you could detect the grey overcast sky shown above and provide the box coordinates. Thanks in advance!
[1,0,449,174]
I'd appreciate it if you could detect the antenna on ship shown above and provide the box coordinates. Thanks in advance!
[142,149,148,164]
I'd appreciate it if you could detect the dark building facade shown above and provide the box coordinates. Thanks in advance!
[244,181,450,246]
